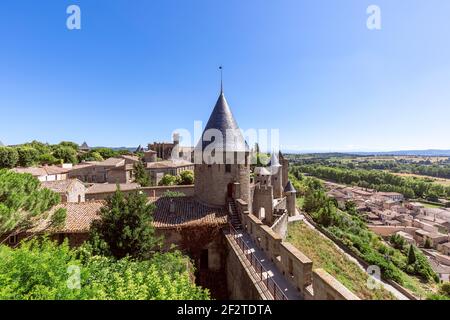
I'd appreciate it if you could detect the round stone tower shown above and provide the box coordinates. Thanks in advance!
[194,91,250,206]
[284,180,297,216]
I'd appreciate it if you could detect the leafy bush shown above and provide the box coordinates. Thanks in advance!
[89,189,161,259]
[290,171,439,287]
[133,161,151,187]
[178,170,194,185]
[158,174,180,186]
[0,238,209,300]
[16,146,39,167]
[0,169,64,237]
[53,146,78,164]
[0,147,19,168]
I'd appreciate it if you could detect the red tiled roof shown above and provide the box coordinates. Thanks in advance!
[12,165,69,176]
[86,183,140,194]
[146,160,193,169]
[152,197,228,229]
[41,179,84,193]
[28,196,227,235]
[30,201,104,234]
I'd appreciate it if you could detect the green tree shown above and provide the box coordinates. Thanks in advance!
[53,146,78,164]
[25,140,51,155]
[89,188,161,259]
[93,148,119,159]
[440,282,450,297]
[389,234,406,250]
[38,153,59,165]
[0,169,65,238]
[78,151,104,162]
[16,146,39,167]
[0,147,19,168]
[0,238,209,300]
[344,201,358,216]
[407,244,416,265]
[178,170,194,185]
[158,174,179,186]
[59,141,79,151]
[133,161,151,187]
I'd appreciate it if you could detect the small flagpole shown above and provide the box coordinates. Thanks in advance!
[219,65,223,93]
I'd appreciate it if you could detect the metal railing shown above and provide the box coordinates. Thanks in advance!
[229,223,288,300]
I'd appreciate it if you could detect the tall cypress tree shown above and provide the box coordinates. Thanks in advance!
[407,244,417,265]
[89,188,161,259]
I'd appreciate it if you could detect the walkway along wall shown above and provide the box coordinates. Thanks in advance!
[232,199,359,300]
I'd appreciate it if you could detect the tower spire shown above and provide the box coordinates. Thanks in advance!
[219,65,223,93]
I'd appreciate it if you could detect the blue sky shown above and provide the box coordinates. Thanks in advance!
[1,0,449,152]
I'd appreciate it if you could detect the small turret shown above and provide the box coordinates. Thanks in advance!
[194,90,250,206]
[270,153,283,198]
[80,142,90,152]
[254,167,271,185]
[284,180,297,216]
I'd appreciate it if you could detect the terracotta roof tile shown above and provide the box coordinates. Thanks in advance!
[12,165,69,176]
[146,159,193,169]
[30,201,104,234]
[41,179,84,193]
[28,196,228,235]
[152,196,228,229]
[86,183,140,194]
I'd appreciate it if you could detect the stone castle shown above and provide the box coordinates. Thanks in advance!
[187,89,358,300]
[193,89,297,226]
[9,87,360,300]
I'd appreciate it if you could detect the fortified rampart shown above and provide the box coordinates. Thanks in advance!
[228,198,360,300]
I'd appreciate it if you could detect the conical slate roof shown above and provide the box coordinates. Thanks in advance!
[270,153,282,168]
[80,142,90,150]
[284,180,296,193]
[196,92,248,152]
[254,167,271,176]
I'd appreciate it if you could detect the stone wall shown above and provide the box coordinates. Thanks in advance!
[225,234,267,300]
[194,161,250,206]
[310,269,360,300]
[253,185,274,223]
[271,212,288,239]
[233,199,359,300]
[66,181,86,203]
[68,165,108,183]
[107,167,132,184]
[86,185,195,200]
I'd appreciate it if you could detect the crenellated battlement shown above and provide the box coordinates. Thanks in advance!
[230,198,360,300]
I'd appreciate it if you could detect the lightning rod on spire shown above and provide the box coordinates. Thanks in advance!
[219,65,223,93]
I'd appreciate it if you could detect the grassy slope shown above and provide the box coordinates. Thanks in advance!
[287,221,395,300]
[295,194,437,299]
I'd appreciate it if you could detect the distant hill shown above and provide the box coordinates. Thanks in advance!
[284,149,450,157]
[350,150,450,157]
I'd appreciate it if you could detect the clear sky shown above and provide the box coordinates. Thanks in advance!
[1,0,449,152]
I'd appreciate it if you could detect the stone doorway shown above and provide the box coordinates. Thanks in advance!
[227,183,233,198]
